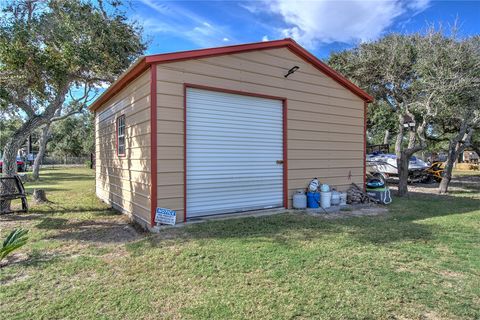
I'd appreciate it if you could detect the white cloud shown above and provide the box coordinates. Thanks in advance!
[138,0,235,47]
[406,0,431,11]
[262,35,269,41]
[252,0,431,48]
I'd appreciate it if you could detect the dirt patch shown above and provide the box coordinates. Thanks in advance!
[389,173,480,196]
[303,204,389,219]
[438,270,465,279]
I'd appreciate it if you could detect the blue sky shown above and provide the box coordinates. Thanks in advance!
[130,0,480,59]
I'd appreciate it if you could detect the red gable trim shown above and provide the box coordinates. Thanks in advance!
[89,38,372,111]
[89,58,149,112]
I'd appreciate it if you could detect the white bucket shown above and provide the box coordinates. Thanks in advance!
[320,191,332,209]
[339,192,347,206]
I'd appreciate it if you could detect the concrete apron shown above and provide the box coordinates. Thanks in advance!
[150,204,389,232]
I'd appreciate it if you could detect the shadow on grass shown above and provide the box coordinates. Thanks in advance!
[25,173,94,183]
[46,220,143,243]
[0,208,117,222]
[134,192,480,251]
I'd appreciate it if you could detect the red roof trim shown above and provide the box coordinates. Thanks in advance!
[144,39,291,64]
[90,59,148,111]
[89,38,372,111]
[284,40,373,102]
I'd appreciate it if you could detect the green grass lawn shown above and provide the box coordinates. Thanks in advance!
[1,168,479,319]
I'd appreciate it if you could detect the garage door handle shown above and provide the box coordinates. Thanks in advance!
[276,160,284,164]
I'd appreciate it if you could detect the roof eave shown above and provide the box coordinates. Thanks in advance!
[89,57,148,112]
[89,38,372,112]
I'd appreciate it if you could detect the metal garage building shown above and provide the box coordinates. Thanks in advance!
[89,38,372,230]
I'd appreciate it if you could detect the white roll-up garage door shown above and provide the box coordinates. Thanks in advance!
[186,88,284,218]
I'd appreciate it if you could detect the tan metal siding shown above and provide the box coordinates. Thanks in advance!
[155,47,364,221]
[95,69,151,225]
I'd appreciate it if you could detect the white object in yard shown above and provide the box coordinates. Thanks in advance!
[155,208,176,225]
[331,191,340,206]
[186,88,284,218]
[308,178,319,192]
[339,192,347,206]
[320,191,332,209]
[367,153,429,175]
[293,190,307,209]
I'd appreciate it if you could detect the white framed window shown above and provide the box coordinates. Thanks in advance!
[116,115,126,156]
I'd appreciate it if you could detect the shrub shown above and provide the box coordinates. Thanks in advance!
[0,229,29,264]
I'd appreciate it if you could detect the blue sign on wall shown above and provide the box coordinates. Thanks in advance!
[155,208,176,226]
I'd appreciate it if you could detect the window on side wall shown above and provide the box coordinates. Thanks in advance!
[117,115,126,156]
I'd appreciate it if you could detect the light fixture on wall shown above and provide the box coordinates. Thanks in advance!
[284,66,299,78]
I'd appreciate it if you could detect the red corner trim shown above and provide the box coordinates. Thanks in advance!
[283,99,288,209]
[183,84,187,222]
[150,64,158,227]
[363,101,367,191]
[90,38,372,112]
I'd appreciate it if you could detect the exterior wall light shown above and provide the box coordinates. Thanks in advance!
[284,66,299,78]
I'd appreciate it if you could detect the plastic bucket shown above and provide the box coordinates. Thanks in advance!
[306,192,320,208]
[320,191,332,209]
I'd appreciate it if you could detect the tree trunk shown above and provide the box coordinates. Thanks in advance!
[438,127,473,194]
[1,131,28,212]
[438,144,456,194]
[1,114,59,212]
[32,124,51,181]
[33,189,48,203]
[383,129,390,145]
[397,151,410,196]
[395,114,410,196]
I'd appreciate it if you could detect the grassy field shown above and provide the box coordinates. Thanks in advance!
[1,168,479,319]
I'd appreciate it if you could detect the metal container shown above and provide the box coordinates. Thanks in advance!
[293,190,307,209]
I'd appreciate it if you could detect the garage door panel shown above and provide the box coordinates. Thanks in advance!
[186,88,284,217]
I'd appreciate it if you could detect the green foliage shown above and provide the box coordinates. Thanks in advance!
[329,34,418,145]
[0,228,29,262]
[47,113,94,157]
[0,0,145,175]
[366,100,397,145]
[329,29,479,152]
[0,0,146,104]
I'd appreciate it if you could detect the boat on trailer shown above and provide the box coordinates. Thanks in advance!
[366,153,430,183]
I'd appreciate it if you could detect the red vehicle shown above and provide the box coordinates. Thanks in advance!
[0,156,27,173]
